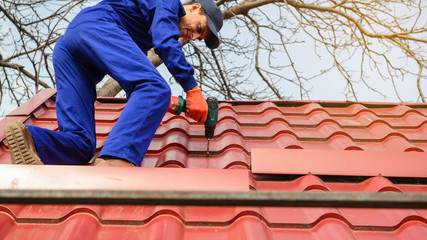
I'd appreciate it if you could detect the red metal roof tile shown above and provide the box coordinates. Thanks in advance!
[355,221,427,240]
[381,136,424,152]
[25,120,58,131]
[94,100,126,111]
[1,91,427,239]
[235,102,326,116]
[344,122,401,140]
[326,135,363,150]
[385,112,427,128]
[335,111,382,127]
[253,174,330,192]
[295,121,344,139]
[340,208,424,227]
[327,176,402,192]
[31,105,57,120]
[396,124,427,141]
[251,148,427,177]
[370,105,427,117]
[284,110,333,126]
[323,103,369,116]
[143,147,250,169]
[233,101,283,114]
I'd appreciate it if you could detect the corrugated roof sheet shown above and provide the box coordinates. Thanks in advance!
[0,89,426,239]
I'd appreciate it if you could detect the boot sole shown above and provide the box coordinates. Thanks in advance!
[4,121,42,165]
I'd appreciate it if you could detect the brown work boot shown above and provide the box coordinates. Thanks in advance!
[4,121,43,165]
[93,158,135,167]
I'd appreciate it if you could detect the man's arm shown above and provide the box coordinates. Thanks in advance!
[146,0,207,123]
[148,1,197,92]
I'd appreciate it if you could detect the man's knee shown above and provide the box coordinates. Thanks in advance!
[158,80,172,100]
[63,131,96,164]
[81,138,97,159]
[156,80,172,110]
[137,78,171,106]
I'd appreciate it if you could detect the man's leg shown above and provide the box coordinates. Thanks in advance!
[98,76,171,167]
[62,20,171,167]
[23,37,100,165]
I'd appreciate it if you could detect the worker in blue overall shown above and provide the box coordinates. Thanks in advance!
[4,0,223,167]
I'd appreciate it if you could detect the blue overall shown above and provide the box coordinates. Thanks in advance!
[26,0,198,166]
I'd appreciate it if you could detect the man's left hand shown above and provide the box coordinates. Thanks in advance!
[185,86,208,123]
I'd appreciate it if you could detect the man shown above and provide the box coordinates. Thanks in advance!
[4,0,223,167]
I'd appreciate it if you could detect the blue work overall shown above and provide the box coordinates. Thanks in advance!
[26,0,198,166]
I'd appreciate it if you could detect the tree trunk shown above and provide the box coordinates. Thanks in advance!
[97,49,163,97]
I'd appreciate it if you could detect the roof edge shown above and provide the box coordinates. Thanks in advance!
[8,88,57,116]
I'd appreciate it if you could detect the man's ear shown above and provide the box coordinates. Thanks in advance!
[190,3,202,12]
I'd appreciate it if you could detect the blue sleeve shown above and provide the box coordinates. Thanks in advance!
[148,1,197,92]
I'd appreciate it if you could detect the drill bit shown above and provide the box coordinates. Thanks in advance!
[206,138,210,158]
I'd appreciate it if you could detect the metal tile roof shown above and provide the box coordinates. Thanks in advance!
[0,89,426,239]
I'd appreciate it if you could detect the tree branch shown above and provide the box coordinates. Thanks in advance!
[0,61,49,88]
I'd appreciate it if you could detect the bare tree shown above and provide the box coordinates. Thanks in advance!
[1,0,426,116]
[0,0,92,115]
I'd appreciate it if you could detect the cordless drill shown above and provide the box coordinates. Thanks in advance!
[168,96,218,139]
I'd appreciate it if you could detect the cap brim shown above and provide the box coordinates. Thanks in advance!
[205,15,220,49]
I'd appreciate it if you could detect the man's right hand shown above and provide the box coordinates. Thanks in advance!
[185,86,208,123]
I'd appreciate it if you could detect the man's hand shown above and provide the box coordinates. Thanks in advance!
[185,86,208,123]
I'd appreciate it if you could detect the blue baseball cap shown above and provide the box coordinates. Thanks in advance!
[194,0,223,49]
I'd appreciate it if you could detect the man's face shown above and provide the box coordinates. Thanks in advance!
[179,3,210,41]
